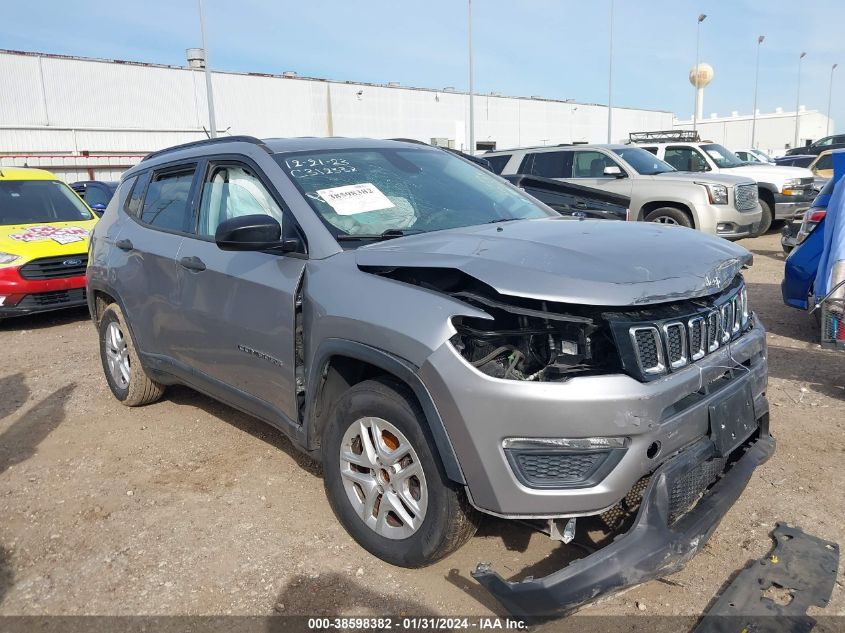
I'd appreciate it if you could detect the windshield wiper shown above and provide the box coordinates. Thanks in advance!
[486,217,519,224]
[335,228,423,241]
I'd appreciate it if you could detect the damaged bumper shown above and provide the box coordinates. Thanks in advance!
[472,429,776,618]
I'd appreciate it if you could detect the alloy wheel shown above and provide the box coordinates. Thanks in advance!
[338,416,428,539]
[105,321,130,389]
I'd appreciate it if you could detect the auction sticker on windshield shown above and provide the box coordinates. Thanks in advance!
[316,183,396,216]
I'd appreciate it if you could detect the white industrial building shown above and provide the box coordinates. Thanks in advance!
[0,49,673,182]
[673,108,834,157]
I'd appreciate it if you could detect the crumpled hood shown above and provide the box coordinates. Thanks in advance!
[355,218,751,306]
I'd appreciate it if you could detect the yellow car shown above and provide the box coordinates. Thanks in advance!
[0,167,98,321]
[809,150,834,180]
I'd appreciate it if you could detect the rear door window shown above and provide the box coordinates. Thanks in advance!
[524,151,572,178]
[139,167,197,233]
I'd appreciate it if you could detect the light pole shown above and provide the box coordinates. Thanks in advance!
[751,35,764,148]
[607,0,614,143]
[827,63,838,136]
[794,52,806,149]
[197,0,217,138]
[692,13,707,134]
[467,0,475,154]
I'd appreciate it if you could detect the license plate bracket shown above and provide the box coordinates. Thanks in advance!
[709,383,757,457]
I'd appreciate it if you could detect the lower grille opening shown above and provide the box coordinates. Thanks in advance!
[15,288,87,308]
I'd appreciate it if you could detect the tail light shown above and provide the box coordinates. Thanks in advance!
[807,209,827,223]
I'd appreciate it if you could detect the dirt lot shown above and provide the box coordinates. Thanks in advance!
[0,232,843,621]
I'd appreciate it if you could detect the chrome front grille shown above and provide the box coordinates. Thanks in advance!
[734,183,759,211]
[622,283,750,379]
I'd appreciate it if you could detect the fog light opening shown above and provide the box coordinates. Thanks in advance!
[646,441,661,460]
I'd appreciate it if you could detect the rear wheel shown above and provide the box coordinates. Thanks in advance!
[98,303,165,406]
[322,378,479,567]
[753,199,773,236]
[644,206,692,228]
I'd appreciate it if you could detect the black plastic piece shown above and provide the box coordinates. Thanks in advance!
[694,523,839,633]
[471,428,775,619]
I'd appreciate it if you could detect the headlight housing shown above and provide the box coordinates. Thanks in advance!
[782,178,803,195]
[699,183,729,205]
[0,252,20,266]
[449,296,620,382]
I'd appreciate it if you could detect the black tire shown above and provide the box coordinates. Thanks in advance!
[644,206,692,228]
[98,303,165,406]
[753,199,773,236]
[322,378,479,567]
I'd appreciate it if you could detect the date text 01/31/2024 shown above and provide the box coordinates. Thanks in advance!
[306,617,528,630]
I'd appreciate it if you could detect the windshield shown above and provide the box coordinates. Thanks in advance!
[276,148,553,241]
[700,144,745,168]
[751,150,773,163]
[611,147,675,175]
[0,180,93,226]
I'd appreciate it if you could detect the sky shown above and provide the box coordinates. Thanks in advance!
[1,0,843,129]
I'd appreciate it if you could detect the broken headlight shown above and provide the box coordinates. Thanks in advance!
[449,297,619,382]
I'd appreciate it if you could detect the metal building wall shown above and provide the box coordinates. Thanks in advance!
[0,50,674,181]
[674,110,833,156]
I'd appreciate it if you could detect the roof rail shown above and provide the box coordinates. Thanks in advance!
[141,135,272,162]
[628,130,700,144]
[388,137,434,146]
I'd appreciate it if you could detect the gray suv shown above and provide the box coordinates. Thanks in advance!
[87,136,774,616]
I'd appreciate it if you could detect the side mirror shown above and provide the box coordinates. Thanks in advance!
[90,202,107,216]
[215,214,287,251]
[603,165,625,178]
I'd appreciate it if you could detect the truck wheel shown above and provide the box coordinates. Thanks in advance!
[98,303,165,406]
[322,378,479,568]
[644,207,692,228]
[753,200,773,236]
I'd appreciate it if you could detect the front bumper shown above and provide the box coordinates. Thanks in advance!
[694,202,762,238]
[472,430,775,618]
[774,193,815,220]
[0,267,87,318]
[419,317,768,517]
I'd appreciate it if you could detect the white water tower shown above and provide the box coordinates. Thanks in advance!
[689,63,714,121]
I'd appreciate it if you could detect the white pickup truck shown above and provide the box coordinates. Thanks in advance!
[634,141,816,235]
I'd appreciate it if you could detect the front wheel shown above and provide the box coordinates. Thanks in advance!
[644,206,692,228]
[322,378,479,567]
[753,199,773,236]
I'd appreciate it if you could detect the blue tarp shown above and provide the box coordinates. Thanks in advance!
[815,151,845,298]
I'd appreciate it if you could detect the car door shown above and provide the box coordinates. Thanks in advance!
[113,165,199,358]
[567,149,634,198]
[175,159,307,423]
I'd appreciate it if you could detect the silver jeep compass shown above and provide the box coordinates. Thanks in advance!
[87,136,774,617]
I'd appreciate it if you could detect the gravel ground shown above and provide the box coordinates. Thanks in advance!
[0,232,843,621]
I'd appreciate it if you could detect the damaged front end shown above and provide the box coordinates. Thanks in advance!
[366,265,621,382]
[473,430,776,619]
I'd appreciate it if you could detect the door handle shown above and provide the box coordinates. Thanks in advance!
[574,199,588,208]
[179,255,206,272]
[115,238,133,251]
